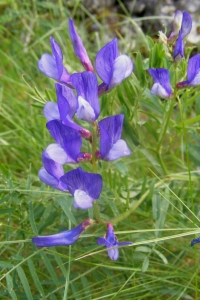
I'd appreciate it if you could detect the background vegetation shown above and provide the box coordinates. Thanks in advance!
[0,0,200,299]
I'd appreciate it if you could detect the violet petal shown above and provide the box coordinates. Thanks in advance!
[174,30,184,61]
[181,11,192,39]
[68,19,94,72]
[95,39,118,85]
[60,167,102,207]
[99,115,125,159]
[46,120,82,161]
[71,72,100,120]
[148,68,172,98]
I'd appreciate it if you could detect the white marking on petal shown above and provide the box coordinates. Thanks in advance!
[190,70,200,86]
[106,139,131,161]
[76,96,95,123]
[110,55,133,88]
[44,102,60,121]
[74,189,93,209]
[46,143,74,164]
[151,83,169,98]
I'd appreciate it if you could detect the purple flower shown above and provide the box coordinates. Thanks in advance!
[148,68,173,99]
[38,37,70,84]
[32,218,94,247]
[95,39,134,94]
[97,223,132,260]
[44,83,92,139]
[98,114,131,161]
[69,19,94,72]
[168,11,192,43]
[46,120,83,163]
[177,54,200,88]
[173,30,184,62]
[60,167,102,209]
[191,237,200,247]
[71,72,100,123]
[38,151,67,191]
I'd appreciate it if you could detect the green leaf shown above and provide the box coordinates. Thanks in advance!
[135,52,146,87]
[135,246,151,253]
[27,258,45,298]
[153,249,168,264]
[16,266,33,300]
[28,198,38,235]
[6,274,17,300]
[40,251,60,285]
[57,196,77,225]
[142,256,149,272]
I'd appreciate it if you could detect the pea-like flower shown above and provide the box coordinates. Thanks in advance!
[38,151,67,191]
[38,37,70,84]
[168,10,192,43]
[68,18,94,72]
[32,218,94,247]
[71,71,100,123]
[177,54,200,88]
[97,223,132,260]
[148,68,173,99]
[191,237,200,247]
[44,83,91,139]
[95,38,134,94]
[46,120,83,163]
[98,114,131,161]
[60,167,102,209]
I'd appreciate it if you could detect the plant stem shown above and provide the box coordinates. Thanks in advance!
[156,63,178,174]
[91,121,104,224]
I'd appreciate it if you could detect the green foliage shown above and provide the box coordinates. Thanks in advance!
[0,1,200,299]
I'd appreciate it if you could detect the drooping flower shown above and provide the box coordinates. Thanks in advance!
[38,37,70,84]
[38,151,67,191]
[71,71,100,123]
[60,167,102,209]
[177,54,200,88]
[168,10,192,43]
[191,237,200,247]
[32,218,94,247]
[97,223,132,260]
[44,83,91,139]
[68,18,94,72]
[95,38,134,94]
[98,114,131,161]
[173,30,184,62]
[46,120,83,163]
[148,68,173,99]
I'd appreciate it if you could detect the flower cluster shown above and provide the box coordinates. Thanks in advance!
[32,19,133,260]
[148,10,200,99]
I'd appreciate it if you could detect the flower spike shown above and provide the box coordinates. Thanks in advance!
[148,68,173,99]
[38,37,70,84]
[98,114,131,161]
[69,19,94,72]
[32,218,94,247]
[177,54,200,88]
[60,167,102,209]
[97,223,132,260]
[95,39,133,93]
